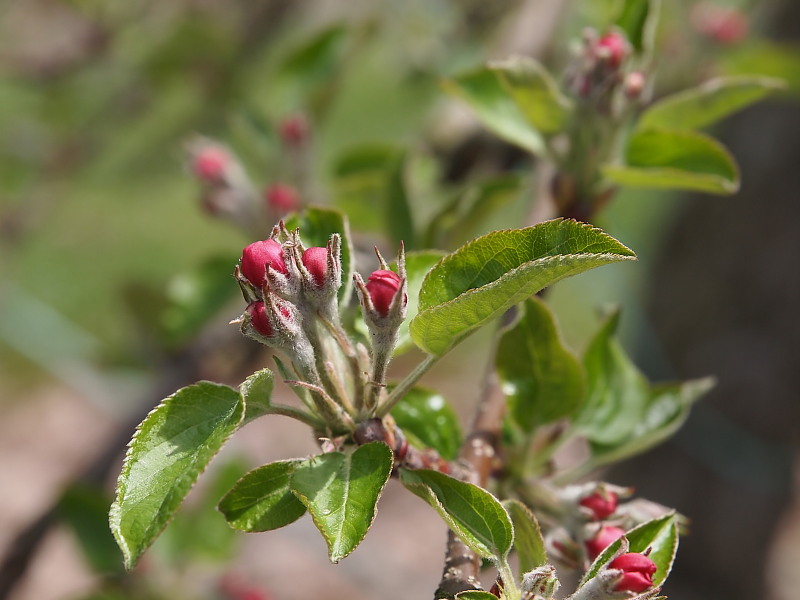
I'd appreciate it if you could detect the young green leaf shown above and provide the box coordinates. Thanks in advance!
[60,484,124,575]
[410,220,636,356]
[638,76,785,131]
[387,151,416,249]
[456,592,500,600]
[490,56,573,135]
[443,67,546,157]
[285,206,354,304]
[603,128,740,194]
[400,468,513,562]
[109,382,244,569]
[581,514,678,588]
[497,298,585,432]
[391,386,462,461]
[616,0,660,53]
[503,499,547,575]
[394,251,446,355]
[217,460,306,532]
[289,442,393,562]
[239,368,274,424]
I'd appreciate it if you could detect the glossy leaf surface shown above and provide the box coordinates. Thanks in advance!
[411,220,636,356]
[391,386,462,460]
[110,382,243,568]
[218,460,306,532]
[603,128,740,194]
[400,468,513,561]
[497,298,585,431]
[289,442,393,562]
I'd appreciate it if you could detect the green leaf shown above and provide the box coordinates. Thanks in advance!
[217,460,307,532]
[109,382,244,568]
[285,206,354,304]
[239,369,274,424]
[490,56,573,135]
[59,484,124,575]
[615,0,660,53]
[391,386,462,461]
[603,128,739,194]
[456,592,500,600]
[582,514,678,588]
[400,469,513,562]
[589,377,714,466]
[638,76,785,131]
[503,499,547,574]
[722,41,800,97]
[410,220,636,356]
[160,256,237,348]
[394,251,446,355]
[443,67,546,156]
[387,151,416,249]
[289,442,393,562]
[575,312,712,464]
[496,298,585,431]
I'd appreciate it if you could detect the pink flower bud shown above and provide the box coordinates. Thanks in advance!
[246,301,273,337]
[609,552,657,593]
[691,3,748,45]
[366,269,402,317]
[580,490,619,520]
[279,113,309,147]
[623,71,646,100]
[265,184,300,214]
[302,247,328,287]
[240,239,288,288]
[193,146,229,183]
[597,32,627,68]
[585,525,625,561]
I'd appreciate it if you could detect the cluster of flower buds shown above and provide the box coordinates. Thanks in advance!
[234,223,408,430]
[570,537,659,600]
[565,28,647,114]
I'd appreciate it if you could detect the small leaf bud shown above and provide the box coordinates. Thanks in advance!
[580,489,619,520]
[302,246,329,287]
[521,565,560,598]
[609,552,657,593]
[365,269,403,317]
[240,239,288,288]
[585,525,625,561]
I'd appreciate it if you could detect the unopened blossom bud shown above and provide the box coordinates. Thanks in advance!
[192,146,229,183]
[521,565,560,598]
[265,183,300,214]
[623,71,646,100]
[597,32,628,68]
[245,301,273,337]
[302,247,328,287]
[365,270,402,317]
[691,2,748,45]
[240,239,288,288]
[279,113,310,147]
[609,552,657,593]
[585,525,625,561]
[580,490,619,520]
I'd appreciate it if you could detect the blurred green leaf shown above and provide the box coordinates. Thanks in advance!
[503,499,547,575]
[286,206,354,304]
[289,442,393,562]
[490,56,573,135]
[615,0,660,53]
[391,386,462,460]
[497,298,585,432]
[59,484,124,576]
[603,128,739,194]
[387,151,417,248]
[443,67,546,156]
[722,41,800,97]
[411,220,636,356]
[638,76,785,131]
[160,256,238,349]
[400,469,513,562]
[218,460,306,532]
[456,592,499,600]
[110,382,243,569]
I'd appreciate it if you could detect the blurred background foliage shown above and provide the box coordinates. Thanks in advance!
[1,1,799,600]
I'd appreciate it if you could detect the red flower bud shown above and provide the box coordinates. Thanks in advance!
[691,3,748,45]
[193,146,229,183]
[302,247,328,287]
[609,552,657,593]
[366,269,402,317]
[597,32,627,68]
[580,490,619,520]
[265,183,300,213]
[240,239,287,288]
[585,525,625,561]
[246,301,273,337]
[279,113,309,147]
